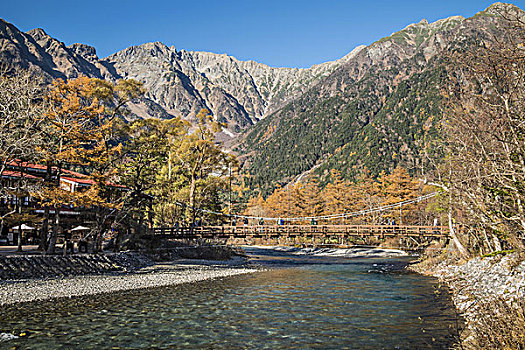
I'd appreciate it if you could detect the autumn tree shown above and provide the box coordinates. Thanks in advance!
[244,194,268,220]
[300,178,324,220]
[262,182,306,221]
[41,76,144,253]
[348,169,381,224]
[378,167,421,224]
[263,185,288,218]
[119,118,184,220]
[436,5,525,254]
[80,78,145,252]
[321,169,373,224]
[0,67,45,245]
[39,76,105,253]
[258,167,430,226]
[322,170,348,218]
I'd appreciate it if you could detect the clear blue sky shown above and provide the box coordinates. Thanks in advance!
[2,0,524,68]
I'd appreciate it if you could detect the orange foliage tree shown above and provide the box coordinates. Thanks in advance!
[39,76,144,253]
[248,167,434,226]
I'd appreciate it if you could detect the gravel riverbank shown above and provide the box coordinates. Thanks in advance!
[411,252,525,348]
[0,260,259,306]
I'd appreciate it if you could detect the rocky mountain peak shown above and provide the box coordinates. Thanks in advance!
[338,45,366,62]
[429,16,464,30]
[26,28,49,41]
[0,19,18,34]
[484,2,522,16]
[26,27,69,53]
[138,41,171,56]
[111,41,174,63]
[102,41,356,136]
[68,43,98,62]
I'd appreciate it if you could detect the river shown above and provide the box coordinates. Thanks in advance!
[0,247,459,349]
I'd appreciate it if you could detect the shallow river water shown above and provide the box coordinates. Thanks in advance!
[0,247,459,349]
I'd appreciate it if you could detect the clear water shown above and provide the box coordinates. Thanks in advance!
[0,248,459,349]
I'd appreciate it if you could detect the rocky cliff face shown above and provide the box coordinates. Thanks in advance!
[104,42,357,134]
[188,46,364,121]
[0,20,113,80]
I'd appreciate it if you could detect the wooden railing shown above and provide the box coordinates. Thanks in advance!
[149,224,449,240]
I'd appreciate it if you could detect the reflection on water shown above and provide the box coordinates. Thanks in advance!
[0,248,458,349]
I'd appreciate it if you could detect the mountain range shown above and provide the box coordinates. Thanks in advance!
[0,2,520,195]
[0,19,360,137]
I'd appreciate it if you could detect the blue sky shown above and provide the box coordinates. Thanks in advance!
[2,0,524,68]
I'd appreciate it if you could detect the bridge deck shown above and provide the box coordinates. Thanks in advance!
[150,225,448,240]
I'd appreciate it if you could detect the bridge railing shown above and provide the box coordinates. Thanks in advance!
[149,224,449,238]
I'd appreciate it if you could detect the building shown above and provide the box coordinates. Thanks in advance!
[0,160,125,245]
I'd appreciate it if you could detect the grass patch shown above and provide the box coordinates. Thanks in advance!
[482,249,515,258]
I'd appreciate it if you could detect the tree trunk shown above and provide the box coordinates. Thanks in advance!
[39,206,50,251]
[16,197,22,252]
[113,230,123,252]
[94,228,104,253]
[492,234,502,251]
[148,200,154,230]
[16,229,23,252]
[47,163,62,255]
[46,204,60,255]
[482,227,493,254]
[93,208,104,253]
[448,210,468,257]
[189,172,196,224]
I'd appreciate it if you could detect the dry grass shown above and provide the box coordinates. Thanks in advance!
[462,297,525,350]
[409,241,466,274]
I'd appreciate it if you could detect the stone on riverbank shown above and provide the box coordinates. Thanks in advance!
[0,245,258,306]
[0,263,258,306]
[412,252,525,348]
[0,246,243,280]
[0,252,154,280]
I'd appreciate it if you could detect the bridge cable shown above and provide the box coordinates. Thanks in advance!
[176,192,439,222]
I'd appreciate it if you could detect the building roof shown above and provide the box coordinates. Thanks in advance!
[1,170,40,180]
[4,160,126,189]
[7,160,88,178]
[61,176,96,186]
[62,168,89,178]
[6,160,48,172]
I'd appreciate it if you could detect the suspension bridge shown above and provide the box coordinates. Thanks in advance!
[148,192,451,248]
[149,224,449,248]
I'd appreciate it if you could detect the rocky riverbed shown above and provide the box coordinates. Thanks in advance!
[0,259,258,306]
[411,252,525,348]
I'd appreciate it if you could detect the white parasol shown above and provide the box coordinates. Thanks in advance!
[11,224,35,230]
[71,226,90,231]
